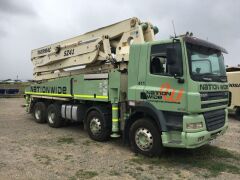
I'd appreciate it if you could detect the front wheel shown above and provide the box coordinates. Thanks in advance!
[129,118,163,156]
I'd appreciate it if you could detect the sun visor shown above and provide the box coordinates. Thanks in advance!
[183,36,228,54]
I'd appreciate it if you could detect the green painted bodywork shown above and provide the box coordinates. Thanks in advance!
[128,38,228,112]
[25,71,121,102]
[161,109,228,148]
[25,36,229,149]
[127,37,229,148]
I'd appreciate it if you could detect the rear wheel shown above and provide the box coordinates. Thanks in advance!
[129,118,163,156]
[47,104,63,128]
[86,110,111,142]
[33,102,47,123]
[235,107,240,120]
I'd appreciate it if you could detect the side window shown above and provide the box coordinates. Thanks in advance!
[150,43,183,76]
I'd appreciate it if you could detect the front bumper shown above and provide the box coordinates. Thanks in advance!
[161,109,228,148]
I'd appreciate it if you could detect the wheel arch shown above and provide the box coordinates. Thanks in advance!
[30,98,51,113]
[84,105,111,124]
[124,102,167,143]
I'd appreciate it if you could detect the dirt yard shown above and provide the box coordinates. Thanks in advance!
[0,98,240,180]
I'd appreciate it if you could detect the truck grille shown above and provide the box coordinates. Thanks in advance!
[203,109,225,131]
[201,101,228,109]
[200,91,228,101]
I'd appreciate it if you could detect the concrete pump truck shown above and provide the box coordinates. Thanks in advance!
[25,17,229,156]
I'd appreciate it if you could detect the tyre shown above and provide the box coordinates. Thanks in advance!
[47,104,63,128]
[86,110,111,142]
[129,118,163,156]
[235,107,240,120]
[32,102,47,123]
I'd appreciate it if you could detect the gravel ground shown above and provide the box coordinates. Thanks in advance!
[0,98,240,180]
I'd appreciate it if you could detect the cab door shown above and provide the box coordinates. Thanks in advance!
[143,42,187,113]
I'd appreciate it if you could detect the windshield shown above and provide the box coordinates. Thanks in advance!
[187,43,227,82]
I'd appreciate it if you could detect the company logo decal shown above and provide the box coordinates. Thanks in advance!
[145,82,184,104]
[30,86,67,94]
[37,47,51,55]
[200,84,228,91]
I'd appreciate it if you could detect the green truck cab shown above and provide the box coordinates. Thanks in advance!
[127,36,228,154]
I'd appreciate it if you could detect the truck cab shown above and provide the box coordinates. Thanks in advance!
[127,35,228,153]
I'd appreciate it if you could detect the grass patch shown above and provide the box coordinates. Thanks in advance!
[64,154,73,160]
[70,169,98,180]
[57,137,75,144]
[125,170,139,179]
[130,145,240,177]
[136,166,144,171]
[109,170,121,176]
[148,165,154,170]
[82,140,92,146]
[0,162,6,169]
[34,153,52,165]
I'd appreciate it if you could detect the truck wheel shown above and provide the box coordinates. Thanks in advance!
[33,102,47,123]
[47,104,63,128]
[129,118,163,156]
[86,110,111,142]
[235,107,240,120]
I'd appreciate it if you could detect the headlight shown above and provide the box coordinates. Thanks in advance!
[186,122,203,129]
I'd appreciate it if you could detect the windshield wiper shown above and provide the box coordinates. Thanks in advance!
[217,75,227,82]
[195,73,215,82]
[202,77,212,81]
[193,73,227,82]
[199,74,227,82]
[199,73,217,76]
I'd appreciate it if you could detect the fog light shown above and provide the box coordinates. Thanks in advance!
[186,122,203,129]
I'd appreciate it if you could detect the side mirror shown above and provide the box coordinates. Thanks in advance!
[166,47,177,65]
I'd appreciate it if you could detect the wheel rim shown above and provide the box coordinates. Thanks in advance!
[135,128,153,151]
[35,109,41,120]
[48,110,55,124]
[90,117,101,135]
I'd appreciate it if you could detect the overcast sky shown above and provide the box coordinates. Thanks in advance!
[0,0,239,80]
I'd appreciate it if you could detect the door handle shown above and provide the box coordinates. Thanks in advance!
[173,74,184,84]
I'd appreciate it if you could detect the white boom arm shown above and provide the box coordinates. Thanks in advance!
[31,17,158,80]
